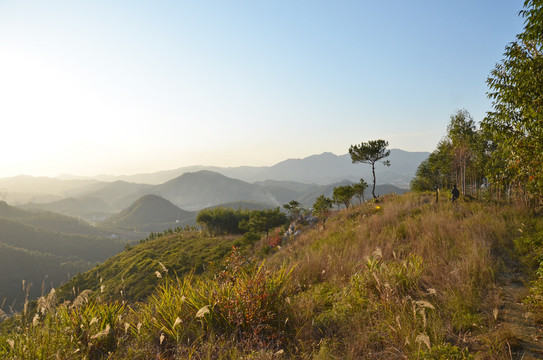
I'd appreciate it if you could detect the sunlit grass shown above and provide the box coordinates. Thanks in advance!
[0,193,536,359]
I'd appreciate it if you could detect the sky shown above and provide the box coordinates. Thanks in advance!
[0,0,525,178]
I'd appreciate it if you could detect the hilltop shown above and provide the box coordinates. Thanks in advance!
[4,193,543,358]
[102,194,195,232]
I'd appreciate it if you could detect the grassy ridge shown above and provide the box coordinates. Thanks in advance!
[58,231,244,303]
[0,193,539,359]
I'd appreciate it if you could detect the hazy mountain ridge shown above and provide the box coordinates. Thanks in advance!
[12,171,409,225]
[151,170,281,211]
[54,149,429,186]
[1,150,421,235]
[0,150,419,312]
[103,194,195,231]
[19,197,114,220]
[0,201,111,237]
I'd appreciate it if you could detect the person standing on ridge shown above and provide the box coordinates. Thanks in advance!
[451,184,460,203]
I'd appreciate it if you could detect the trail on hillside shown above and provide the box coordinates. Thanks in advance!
[493,256,543,359]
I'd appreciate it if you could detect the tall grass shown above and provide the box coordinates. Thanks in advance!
[268,193,528,358]
[0,193,533,359]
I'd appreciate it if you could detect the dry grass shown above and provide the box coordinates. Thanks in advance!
[266,192,529,358]
[0,192,534,359]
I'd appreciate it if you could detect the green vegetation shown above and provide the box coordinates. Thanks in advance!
[483,0,543,206]
[410,109,487,202]
[0,201,111,237]
[239,208,288,238]
[196,207,252,235]
[352,178,368,205]
[312,194,333,230]
[197,207,288,239]
[57,230,245,303]
[332,185,355,209]
[283,200,303,222]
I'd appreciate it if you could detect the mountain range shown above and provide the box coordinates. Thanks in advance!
[56,149,428,186]
[0,149,427,311]
[0,150,428,235]
[3,149,426,204]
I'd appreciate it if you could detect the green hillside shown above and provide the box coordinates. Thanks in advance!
[207,200,273,211]
[103,194,194,231]
[0,201,112,237]
[0,218,122,263]
[0,242,90,311]
[58,230,242,303]
[0,204,125,311]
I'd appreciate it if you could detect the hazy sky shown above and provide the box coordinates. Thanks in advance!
[0,1,524,178]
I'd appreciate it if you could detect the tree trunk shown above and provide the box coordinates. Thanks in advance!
[371,163,376,199]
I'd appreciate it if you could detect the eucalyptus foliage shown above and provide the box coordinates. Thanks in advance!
[482,0,543,204]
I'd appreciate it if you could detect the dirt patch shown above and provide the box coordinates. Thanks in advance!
[491,260,543,359]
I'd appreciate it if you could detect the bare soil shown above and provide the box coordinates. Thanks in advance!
[493,258,543,359]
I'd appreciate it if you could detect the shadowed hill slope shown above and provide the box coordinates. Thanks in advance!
[0,202,125,311]
[58,231,241,303]
[152,170,280,210]
[103,194,194,230]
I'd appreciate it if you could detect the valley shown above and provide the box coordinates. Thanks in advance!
[0,150,416,312]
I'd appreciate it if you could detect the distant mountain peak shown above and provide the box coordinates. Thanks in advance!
[104,194,191,228]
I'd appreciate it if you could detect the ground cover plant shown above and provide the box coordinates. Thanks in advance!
[0,192,540,359]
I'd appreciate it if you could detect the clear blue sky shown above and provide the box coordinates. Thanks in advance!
[0,0,525,177]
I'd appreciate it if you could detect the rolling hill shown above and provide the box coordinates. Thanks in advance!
[103,194,195,232]
[58,230,241,303]
[0,242,90,312]
[151,170,280,210]
[0,217,122,263]
[19,196,114,222]
[0,201,112,237]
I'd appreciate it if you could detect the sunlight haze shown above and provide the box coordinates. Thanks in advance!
[0,0,524,178]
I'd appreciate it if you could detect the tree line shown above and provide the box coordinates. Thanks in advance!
[411,1,543,208]
[196,207,288,238]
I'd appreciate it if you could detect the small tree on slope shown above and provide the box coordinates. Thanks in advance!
[349,139,391,199]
